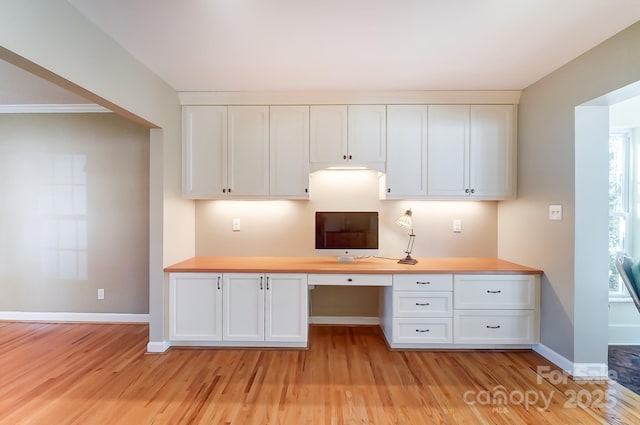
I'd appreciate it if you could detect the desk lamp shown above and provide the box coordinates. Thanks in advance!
[396,209,417,265]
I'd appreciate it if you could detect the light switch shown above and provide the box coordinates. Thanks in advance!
[232,218,241,231]
[549,205,562,221]
[453,219,462,233]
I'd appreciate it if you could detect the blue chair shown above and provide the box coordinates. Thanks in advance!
[615,255,640,314]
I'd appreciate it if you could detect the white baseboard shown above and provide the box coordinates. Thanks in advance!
[147,341,171,353]
[533,343,608,380]
[310,316,380,325]
[608,324,640,345]
[0,311,149,323]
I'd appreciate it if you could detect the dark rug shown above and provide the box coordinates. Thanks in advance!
[608,345,640,395]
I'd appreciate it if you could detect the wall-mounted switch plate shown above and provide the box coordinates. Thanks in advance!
[232,218,241,231]
[97,288,105,300]
[549,205,563,221]
[453,219,462,233]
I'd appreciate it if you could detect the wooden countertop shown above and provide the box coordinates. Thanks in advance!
[164,257,542,275]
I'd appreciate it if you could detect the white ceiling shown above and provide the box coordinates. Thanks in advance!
[65,0,640,92]
[3,1,640,106]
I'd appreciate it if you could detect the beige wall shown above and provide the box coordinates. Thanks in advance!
[499,22,640,364]
[196,169,498,316]
[0,113,149,313]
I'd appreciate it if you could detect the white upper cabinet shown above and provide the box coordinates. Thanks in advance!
[469,105,515,199]
[309,105,386,172]
[383,105,428,198]
[309,105,348,170]
[426,105,469,198]
[427,104,515,199]
[228,106,270,196]
[182,105,227,198]
[269,106,310,198]
[347,105,386,171]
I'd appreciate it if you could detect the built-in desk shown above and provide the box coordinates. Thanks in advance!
[163,257,542,350]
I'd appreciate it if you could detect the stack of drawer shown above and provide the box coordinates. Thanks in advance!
[453,274,538,344]
[391,274,453,344]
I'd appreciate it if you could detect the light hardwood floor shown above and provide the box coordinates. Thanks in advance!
[0,322,638,424]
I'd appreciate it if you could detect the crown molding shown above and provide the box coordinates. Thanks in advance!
[179,90,522,106]
[0,103,111,113]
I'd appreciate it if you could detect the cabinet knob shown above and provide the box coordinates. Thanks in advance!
[470,188,475,194]
[347,278,353,282]
[222,188,226,193]
[305,188,308,193]
[387,188,391,193]
[348,155,353,160]
[465,188,470,194]
[343,155,347,160]
[228,188,232,193]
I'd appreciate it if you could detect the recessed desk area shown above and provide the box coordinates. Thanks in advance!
[164,256,542,350]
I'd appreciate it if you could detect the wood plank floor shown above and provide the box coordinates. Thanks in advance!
[1,322,639,425]
[609,345,640,396]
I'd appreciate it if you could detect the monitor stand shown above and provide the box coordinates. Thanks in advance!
[337,255,357,263]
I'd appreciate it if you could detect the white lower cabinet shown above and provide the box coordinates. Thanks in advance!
[169,272,308,346]
[169,273,223,341]
[383,274,454,346]
[223,273,309,343]
[453,274,539,345]
[383,273,539,348]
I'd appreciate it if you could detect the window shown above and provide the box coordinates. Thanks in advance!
[609,132,632,296]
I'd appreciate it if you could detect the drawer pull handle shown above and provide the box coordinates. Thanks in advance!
[415,302,430,306]
[486,325,501,329]
[416,281,430,285]
[415,329,430,333]
[487,290,501,294]
[347,278,353,282]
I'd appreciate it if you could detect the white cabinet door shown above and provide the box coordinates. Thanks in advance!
[265,274,308,342]
[427,104,515,199]
[182,106,227,198]
[426,105,469,198]
[269,106,310,198]
[227,106,270,196]
[347,105,386,172]
[309,105,348,171]
[384,105,428,198]
[469,105,515,199]
[169,273,223,341]
[223,273,265,341]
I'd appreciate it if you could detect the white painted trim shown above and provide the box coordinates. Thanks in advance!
[533,343,609,379]
[608,324,640,345]
[309,316,380,325]
[147,341,171,353]
[0,311,149,323]
[0,104,111,113]
[533,343,573,374]
[179,90,522,106]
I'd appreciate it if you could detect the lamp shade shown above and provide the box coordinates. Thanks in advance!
[396,209,413,229]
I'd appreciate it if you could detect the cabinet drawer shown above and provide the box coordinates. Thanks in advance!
[307,273,391,286]
[394,318,452,344]
[393,291,452,317]
[453,310,535,344]
[393,274,453,291]
[454,274,536,309]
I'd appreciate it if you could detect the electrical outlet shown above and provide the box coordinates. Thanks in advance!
[453,219,462,233]
[232,218,241,231]
[549,205,563,221]
[97,288,105,300]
